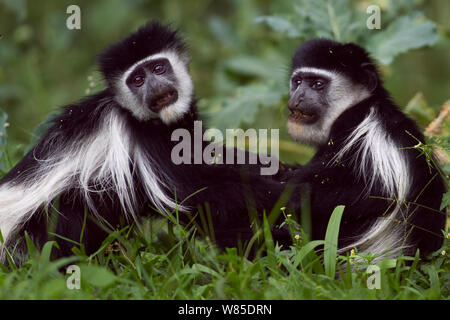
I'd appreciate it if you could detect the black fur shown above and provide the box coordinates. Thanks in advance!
[98,21,187,86]
[284,39,446,257]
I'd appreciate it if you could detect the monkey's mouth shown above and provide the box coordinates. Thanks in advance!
[289,109,318,124]
[149,90,178,112]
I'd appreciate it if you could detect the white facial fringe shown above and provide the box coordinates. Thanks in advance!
[0,105,185,254]
[288,67,370,146]
[115,50,193,124]
[332,107,412,259]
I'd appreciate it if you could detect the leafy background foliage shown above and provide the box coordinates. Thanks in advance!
[0,0,449,165]
[0,0,448,299]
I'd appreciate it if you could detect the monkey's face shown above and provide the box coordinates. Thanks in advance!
[287,67,370,146]
[114,51,193,124]
[288,69,328,125]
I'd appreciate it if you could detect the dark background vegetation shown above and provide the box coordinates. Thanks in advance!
[0,0,449,165]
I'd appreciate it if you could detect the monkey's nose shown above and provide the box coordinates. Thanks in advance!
[288,98,301,112]
[288,90,305,111]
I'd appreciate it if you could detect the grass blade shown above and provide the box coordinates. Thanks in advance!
[293,240,325,268]
[263,212,276,269]
[324,205,345,278]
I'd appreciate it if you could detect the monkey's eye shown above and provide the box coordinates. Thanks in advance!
[311,80,326,90]
[153,64,166,75]
[133,75,145,87]
[292,77,302,88]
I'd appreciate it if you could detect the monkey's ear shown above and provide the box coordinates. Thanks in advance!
[361,62,378,93]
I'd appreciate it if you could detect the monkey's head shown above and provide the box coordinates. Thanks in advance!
[287,38,379,146]
[99,21,193,124]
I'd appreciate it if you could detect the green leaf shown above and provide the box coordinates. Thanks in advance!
[293,240,325,268]
[324,205,345,278]
[224,56,275,78]
[208,16,237,47]
[191,263,221,278]
[39,241,57,265]
[263,212,275,261]
[209,84,283,130]
[24,232,38,259]
[440,191,450,211]
[80,265,118,288]
[366,12,439,65]
[255,16,301,38]
[294,0,361,42]
[257,0,363,42]
[376,258,397,270]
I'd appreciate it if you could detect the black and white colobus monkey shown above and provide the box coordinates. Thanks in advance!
[0,22,286,264]
[284,39,446,258]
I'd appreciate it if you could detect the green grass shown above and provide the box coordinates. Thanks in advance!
[0,206,448,300]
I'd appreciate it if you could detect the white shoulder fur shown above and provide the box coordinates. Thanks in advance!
[0,106,183,251]
[332,107,412,258]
